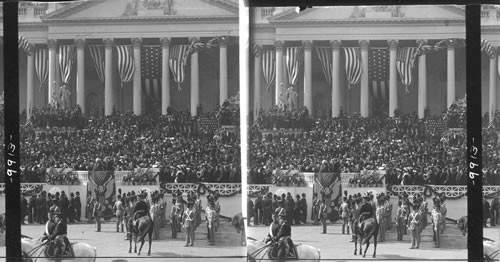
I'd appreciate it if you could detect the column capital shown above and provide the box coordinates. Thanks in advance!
[388,39,398,49]
[416,39,427,46]
[189,37,200,43]
[103,38,114,48]
[275,40,284,50]
[219,36,230,48]
[330,40,341,48]
[446,39,457,48]
[302,40,312,50]
[47,39,57,50]
[160,37,170,48]
[75,39,85,49]
[359,40,370,48]
[131,38,141,48]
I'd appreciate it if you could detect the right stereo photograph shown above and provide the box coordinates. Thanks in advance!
[247,5,468,261]
[481,4,500,262]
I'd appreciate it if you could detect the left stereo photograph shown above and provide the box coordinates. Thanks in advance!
[17,0,244,261]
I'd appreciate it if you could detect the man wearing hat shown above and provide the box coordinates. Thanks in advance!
[205,200,217,246]
[41,201,60,243]
[48,212,69,260]
[132,190,150,229]
[274,209,293,259]
[358,194,374,233]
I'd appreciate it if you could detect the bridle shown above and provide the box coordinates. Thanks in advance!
[22,239,47,260]
[248,237,272,260]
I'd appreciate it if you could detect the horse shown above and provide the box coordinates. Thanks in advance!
[484,237,500,262]
[232,213,246,246]
[457,216,467,236]
[247,237,320,262]
[353,217,379,258]
[127,215,153,255]
[21,235,96,262]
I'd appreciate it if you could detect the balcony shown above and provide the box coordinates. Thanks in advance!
[261,7,275,18]
[481,9,500,25]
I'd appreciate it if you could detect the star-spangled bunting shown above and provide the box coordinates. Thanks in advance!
[141,46,162,101]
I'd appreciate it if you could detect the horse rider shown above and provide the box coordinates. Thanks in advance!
[358,194,375,233]
[264,208,280,244]
[274,209,293,259]
[47,212,69,260]
[133,190,150,228]
[42,199,61,242]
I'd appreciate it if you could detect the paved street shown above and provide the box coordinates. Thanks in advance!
[248,221,467,261]
[18,220,245,262]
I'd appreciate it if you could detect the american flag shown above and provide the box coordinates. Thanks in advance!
[285,47,302,87]
[396,47,418,93]
[18,35,33,56]
[169,45,190,92]
[369,48,389,101]
[262,50,276,92]
[58,45,77,85]
[251,41,261,57]
[315,46,332,86]
[88,45,105,85]
[116,45,134,87]
[344,47,362,88]
[141,46,162,101]
[34,47,48,90]
[482,39,496,59]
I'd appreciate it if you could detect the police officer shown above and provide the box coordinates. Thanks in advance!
[274,209,292,259]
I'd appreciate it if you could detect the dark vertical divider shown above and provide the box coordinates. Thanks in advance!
[466,4,483,261]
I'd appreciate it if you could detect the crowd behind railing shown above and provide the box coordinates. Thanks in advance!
[19,102,240,184]
[249,105,499,186]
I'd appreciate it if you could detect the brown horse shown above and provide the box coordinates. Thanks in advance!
[127,215,153,256]
[232,213,246,246]
[353,217,379,258]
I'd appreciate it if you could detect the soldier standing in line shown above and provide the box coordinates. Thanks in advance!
[319,200,328,234]
[183,202,195,247]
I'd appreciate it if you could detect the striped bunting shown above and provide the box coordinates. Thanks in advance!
[343,47,362,88]
[169,45,190,92]
[285,47,302,87]
[482,39,496,59]
[34,47,48,90]
[141,46,162,101]
[261,50,276,92]
[251,41,261,57]
[58,45,77,85]
[315,46,332,86]
[18,35,33,56]
[396,47,418,93]
[88,45,105,85]
[369,48,389,101]
[116,45,134,87]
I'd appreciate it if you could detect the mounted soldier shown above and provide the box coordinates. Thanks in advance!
[358,194,375,232]
[132,190,150,228]
[274,209,294,259]
[42,198,60,243]
[48,212,70,261]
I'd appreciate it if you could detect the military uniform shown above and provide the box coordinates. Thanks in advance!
[50,212,68,260]
[274,210,292,259]
[133,193,150,228]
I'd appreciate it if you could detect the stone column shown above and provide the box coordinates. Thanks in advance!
[161,37,170,115]
[447,41,456,108]
[253,45,262,116]
[190,37,200,117]
[275,40,284,105]
[388,40,398,117]
[104,38,113,116]
[417,40,427,119]
[359,40,369,118]
[331,40,341,117]
[219,37,228,105]
[132,38,142,116]
[303,40,312,114]
[26,47,34,120]
[48,39,57,105]
[75,39,85,114]
[490,49,498,117]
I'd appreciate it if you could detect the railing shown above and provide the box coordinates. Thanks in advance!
[18,7,27,16]
[162,183,242,196]
[261,7,275,18]
[34,5,48,16]
[482,10,490,18]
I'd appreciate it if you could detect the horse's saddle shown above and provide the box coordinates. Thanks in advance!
[268,241,298,260]
[44,238,75,259]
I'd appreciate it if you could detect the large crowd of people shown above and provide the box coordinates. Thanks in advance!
[248,105,499,186]
[20,103,240,184]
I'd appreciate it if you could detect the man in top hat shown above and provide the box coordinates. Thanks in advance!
[132,190,150,228]
[48,212,69,260]
[274,209,293,259]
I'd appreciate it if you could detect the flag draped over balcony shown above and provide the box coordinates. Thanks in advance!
[141,45,162,101]
[58,45,77,85]
[18,35,33,56]
[315,46,332,86]
[169,45,190,92]
[368,48,389,101]
[343,47,362,88]
[34,47,48,90]
[396,47,418,93]
[251,41,261,57]
[285,47,302,87]
[115,45,135,87]
[88,45,105,85]
[261,50,276,92]
[481,38,496,59]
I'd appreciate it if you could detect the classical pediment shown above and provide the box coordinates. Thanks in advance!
[269,5,464,23]
[43,0,237,20]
